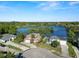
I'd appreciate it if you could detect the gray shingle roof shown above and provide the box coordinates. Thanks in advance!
[1,34,16,41]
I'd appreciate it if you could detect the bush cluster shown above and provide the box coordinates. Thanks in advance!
[51,40,60,48]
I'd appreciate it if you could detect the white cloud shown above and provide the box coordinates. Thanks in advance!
[37,1,79,11]
[37,1,60,11]
[69,1,79,6]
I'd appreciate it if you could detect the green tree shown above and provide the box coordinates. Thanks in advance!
[67,29,75,45]
[51,40,60,48]
[42,37,48,43]
[14,33,24,43]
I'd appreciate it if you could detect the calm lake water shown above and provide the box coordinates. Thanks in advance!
[17,26,67,39]
[17,27,29,35]
[50,26,67,38]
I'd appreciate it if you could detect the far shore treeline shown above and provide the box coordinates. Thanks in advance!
[0,22,79,34]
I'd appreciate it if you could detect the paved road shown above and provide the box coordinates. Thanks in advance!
[22,48,61,58]
[60,40,70,58]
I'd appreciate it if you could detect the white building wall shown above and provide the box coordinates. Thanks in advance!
[25,40,30,43]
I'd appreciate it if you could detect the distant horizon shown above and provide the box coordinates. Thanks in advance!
[0,1,79,22]
[0,19,78,22]
[0,20,78,22]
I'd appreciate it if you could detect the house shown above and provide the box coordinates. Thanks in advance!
[0,34,16,42]
[24,33,41,43]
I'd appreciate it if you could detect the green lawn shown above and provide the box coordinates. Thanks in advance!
[0,51,5,58]
[67,42,77,58]
[0,51,15,58]
[20,43,30,48]
[0,42,6,46]
[7,45,22,51]
[0,42,22,51]
[0,42,4,45]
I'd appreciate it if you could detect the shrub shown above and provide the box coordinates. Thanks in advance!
[0,43,6,47]
[0,35,2,39]
[0,52,5,58]
[42,37,48,43]
[0,51,15,58]
[51,40,60,48]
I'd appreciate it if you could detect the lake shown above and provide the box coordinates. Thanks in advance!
[17,27,29,35]
[50,26,67,40]
[17,26,67,39]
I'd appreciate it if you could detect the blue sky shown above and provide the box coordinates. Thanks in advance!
[0,1,79,22]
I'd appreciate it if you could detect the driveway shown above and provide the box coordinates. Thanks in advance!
[60,40,70,58]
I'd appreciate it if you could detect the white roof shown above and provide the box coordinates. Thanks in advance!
[1,34,16,41]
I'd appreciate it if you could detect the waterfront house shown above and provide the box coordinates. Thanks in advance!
[24,33,41,43]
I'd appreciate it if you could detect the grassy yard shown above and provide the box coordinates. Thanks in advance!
[7,45,22,51]
[20,43,30,48]
[0,51,15,58]
[0,51,5,58]
[0,42,22,51]
[67,42,77,58]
